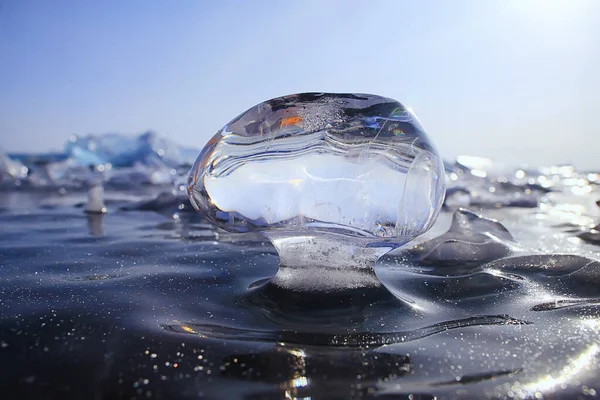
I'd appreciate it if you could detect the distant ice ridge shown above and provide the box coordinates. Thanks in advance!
[64,131,198,168]
[1,131,199,189]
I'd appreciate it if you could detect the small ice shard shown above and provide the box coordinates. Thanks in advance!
[404,209,514,268]
[0,150,28,185]
[84,166,106,214]
[443,188,471,208]
[188,92,445,291]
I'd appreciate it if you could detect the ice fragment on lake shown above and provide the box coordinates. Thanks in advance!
[443,188,471,208]
[188,93,445,247]
[574,199,600,246]
[577,225,600,246]
[405,209,514,267]
[0,149,28,185]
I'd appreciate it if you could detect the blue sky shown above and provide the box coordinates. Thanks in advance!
[1,0,599,168]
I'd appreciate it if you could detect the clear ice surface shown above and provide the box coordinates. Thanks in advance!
[188,93,446,247]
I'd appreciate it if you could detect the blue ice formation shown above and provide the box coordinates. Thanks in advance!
[0,149,29,183]
[64,131,198,168]
[2,132,199,188]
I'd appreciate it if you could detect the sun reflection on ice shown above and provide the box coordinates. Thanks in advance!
[523,344,598,396]
[517,319,600,398]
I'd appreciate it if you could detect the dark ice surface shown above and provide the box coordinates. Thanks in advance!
[1,176,600,399]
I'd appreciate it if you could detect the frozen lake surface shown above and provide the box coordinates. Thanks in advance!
[1,135,600,399]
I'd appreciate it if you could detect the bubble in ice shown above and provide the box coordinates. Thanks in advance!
[188,93,445,248]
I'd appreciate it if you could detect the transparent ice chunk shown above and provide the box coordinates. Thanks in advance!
[189,93,445,245]
[188,93,446,291]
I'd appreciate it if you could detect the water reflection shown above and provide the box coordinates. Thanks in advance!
[86,213,104,236]
[217,343,412,399]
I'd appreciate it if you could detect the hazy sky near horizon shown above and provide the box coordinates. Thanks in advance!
[1,0,599,168]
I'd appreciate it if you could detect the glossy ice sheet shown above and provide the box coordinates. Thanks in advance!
[0,186,599,399]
